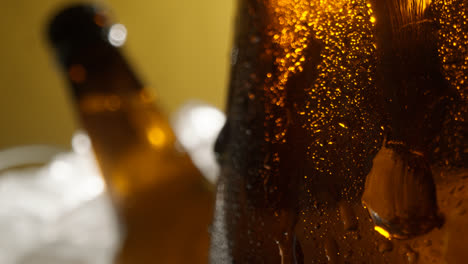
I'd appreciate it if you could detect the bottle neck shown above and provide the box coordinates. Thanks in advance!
[60,40,143,99]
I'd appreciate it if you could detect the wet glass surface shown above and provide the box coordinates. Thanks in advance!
[210,0,467,263]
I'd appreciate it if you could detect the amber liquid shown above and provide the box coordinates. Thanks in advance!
[77,90,213,264]
[210,0,467,263]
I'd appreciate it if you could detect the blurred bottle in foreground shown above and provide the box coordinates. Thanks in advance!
[47,5,213,263]
[210,0,467,263]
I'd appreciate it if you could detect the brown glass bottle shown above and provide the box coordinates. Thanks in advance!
[211,0,467,263]
[47,5,213,264]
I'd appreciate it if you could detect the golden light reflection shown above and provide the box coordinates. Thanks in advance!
[435,0,468,100]
[68,64,87,83]
[259,0,382,200]
[93,13,107,27]
[147,126,166,147]
[263,0,378,148]
[139,89,156,104]
[112,171,130,200]
[386,0,433,34]
[264,0,313,143]
[374,226,391,239]
[79,94,122,113]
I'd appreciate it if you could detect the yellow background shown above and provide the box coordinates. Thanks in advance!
[0,0,234,149]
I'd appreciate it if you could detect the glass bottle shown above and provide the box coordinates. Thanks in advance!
[210,0,467,263]
[47,5,213,263]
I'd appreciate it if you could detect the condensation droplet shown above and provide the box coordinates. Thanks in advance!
[362,144,441,239]
[406,249,418,264]
[324,238,339,263]
[276,234,304,264]
[352,232,361,240]
[293,235,304,264]
[343,250,353,259]
[339,201,358,231]
[422,239,432,247]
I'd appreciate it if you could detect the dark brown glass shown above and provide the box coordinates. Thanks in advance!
[211,0,467,263]
[47,5,213,264]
